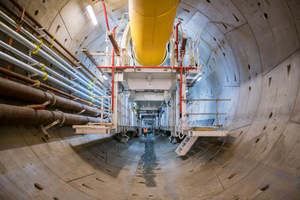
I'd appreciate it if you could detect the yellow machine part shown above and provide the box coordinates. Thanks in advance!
[129,0,179,66]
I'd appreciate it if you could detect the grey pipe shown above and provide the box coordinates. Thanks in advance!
[0,103,100,125]
[0,76,102,116]
[0,50,103,106]
[0,20,104,97]
[0,10,104,89]
[0,41,109,108]
[0,10,107,89]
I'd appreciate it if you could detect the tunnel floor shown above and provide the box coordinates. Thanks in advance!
[70,131,229,200]
[1,126,299,200]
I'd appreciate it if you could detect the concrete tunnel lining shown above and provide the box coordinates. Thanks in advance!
[0,0,300,199]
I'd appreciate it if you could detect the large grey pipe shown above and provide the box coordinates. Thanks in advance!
[0,20,104,97]
[0,50,104,106]
[0,41,108,108]
[0,76,101,117]
[0,103,100,125]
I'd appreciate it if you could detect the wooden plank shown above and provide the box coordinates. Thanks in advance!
[189,130,227,137]
[74,127,110,134]
[192,127,218,131]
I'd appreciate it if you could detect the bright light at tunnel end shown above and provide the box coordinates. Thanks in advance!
[86,5,98,25]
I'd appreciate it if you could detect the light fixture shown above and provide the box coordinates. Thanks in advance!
[86,5,98,25]
[103,75,108,80]
[197,76,202,82]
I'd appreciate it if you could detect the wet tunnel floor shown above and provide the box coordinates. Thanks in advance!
[136,135,158,187]
[128,134,177,200]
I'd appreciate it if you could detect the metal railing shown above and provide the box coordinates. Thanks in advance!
[185,98,231,127]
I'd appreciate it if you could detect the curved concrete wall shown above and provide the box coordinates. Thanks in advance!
[0,0,300,199]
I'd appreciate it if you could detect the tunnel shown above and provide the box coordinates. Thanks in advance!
[0,0,300,199]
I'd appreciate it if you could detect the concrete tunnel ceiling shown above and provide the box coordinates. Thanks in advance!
[0,0,300,199]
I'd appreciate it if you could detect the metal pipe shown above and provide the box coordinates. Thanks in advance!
[111,26,118,111]
[175,22,181,64]
[180,35,187,65]
[180,66,183,116]
[0,20,104,97]
[0,66,92,106]
[0,50,103,106]
[0,103,100,126]
[3,0,105,89]
[108,32,120,56]
[0,77,101,116]
[0,41,108,107]
[0,5,106,89]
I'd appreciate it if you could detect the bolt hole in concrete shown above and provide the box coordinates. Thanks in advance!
[34,10,39,16]
[233,13,239,22]
[34,183,43,190]
[260,184,270,191]
[287,64,291,75]
[269,112,273,119]
[255,138,260,143]
[228,172,237,179]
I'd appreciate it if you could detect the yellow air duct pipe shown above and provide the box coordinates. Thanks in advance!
[129,0,179,66]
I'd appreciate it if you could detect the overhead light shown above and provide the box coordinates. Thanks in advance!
[103,75,108,80]
[197,76,202,82]
[86,5,98,25]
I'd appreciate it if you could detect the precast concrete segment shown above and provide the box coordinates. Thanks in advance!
[0,0,299,199]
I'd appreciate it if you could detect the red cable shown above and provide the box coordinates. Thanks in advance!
[180,65,183,116]
[100,0,110,31]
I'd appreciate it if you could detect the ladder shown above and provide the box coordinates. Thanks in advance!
[175,136,198,156]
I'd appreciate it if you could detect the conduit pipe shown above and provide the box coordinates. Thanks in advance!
[5,0,106,89]
[0,41,108,108]
[129,0,179,65]
[0,77,101,116]
[111,25,118,111]
[175,22,181,64]
[0,21,104,97]
[99,1,120,56]
[0,11,92,86]
[0,103,100,125]
[0,67,92,106]
[0,10,105,90]
[0,51,103,106]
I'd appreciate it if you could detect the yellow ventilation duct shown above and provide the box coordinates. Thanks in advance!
[129,0,179,66]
